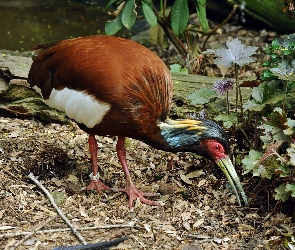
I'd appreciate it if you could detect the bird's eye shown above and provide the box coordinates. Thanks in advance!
[212,142,224,153]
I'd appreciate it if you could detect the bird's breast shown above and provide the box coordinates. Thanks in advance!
[35,86,111,128]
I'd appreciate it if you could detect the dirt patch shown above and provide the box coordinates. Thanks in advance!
[0,117,263,249]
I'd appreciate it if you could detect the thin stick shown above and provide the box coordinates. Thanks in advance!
[235,64,239,114]
[11,215,56,250]
[28,173,87,245]
[131,235,146,248]
[0,222,135,239]
[226,91,229,115]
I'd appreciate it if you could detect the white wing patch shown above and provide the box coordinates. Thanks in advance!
[34,86,110,128]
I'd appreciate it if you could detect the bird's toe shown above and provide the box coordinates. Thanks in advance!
[112,184,160,208]
[85,180,110,193]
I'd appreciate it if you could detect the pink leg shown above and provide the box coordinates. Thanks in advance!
[85,134,110,192]
[112,136,160,208]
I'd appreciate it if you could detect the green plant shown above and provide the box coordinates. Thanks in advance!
[260,33,295,110]
[105,0,208,56]
[105,0,238,73]
[242,108,295,202]
[188,35,295,126]
[241,34,295,204]
[188,34,295,205]
[188,38,258,126]
[205,38,258,116]
[169,63,189,74]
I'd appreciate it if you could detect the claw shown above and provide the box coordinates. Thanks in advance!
[85,179,110,193]
[112,182,161,208]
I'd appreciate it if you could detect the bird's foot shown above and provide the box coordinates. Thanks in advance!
[112,183,162,208]
[85,173,110,193]
[85,180,110,193]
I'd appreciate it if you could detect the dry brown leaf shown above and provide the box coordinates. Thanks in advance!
[197,179,207,187]
[186,170,204,179]
[180,174,192,185]
[192,219,205,229]
[66,174,79,184]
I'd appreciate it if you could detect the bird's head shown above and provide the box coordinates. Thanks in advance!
[159,119,248,206]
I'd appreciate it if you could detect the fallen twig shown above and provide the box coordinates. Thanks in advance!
[131,234,146,248]
[28,173,87,245]
[0,222,135,239]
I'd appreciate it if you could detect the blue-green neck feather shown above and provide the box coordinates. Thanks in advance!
[160,119,230,155]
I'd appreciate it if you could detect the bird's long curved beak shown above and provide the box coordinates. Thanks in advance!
[215,156,248,206]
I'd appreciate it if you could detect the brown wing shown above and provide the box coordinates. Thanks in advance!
[28,36,172,148]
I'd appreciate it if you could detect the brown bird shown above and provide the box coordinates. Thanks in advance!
[28,35,248,208]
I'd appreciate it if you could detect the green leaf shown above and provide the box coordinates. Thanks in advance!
[142,2,157,27]
[262,61,271,67]
[286,183,295,197]
[242,99,266,112]
[51,190,66,206]
[260,70,274,80]
[195,0,209,33]
[288,81,295,89]
[261,156,284,179]
[210,98,227,112]
[286,119,295,128]
[122,0,137,29]
[275,164,290,177]
[275,184,291,202]
[169,63,188,74]
[105,11,123,35]
[273,33,295,49]
[265,93,286,105]
[270,59,295,81]
[149,24,169,48]
[214,113,238,129]
[170,64,182,72]
[251,84,264,102]
[260,107,294,144]
[286,145,295,166]
[242,149,263,174]
[243,81,286,112]
[171,0,189,36]
[187,88,216,105]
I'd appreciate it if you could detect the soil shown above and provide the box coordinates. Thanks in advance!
[0,20,294,250]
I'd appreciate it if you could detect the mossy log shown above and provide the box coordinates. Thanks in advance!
[207,0,295,34]
[0,83,69,123]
